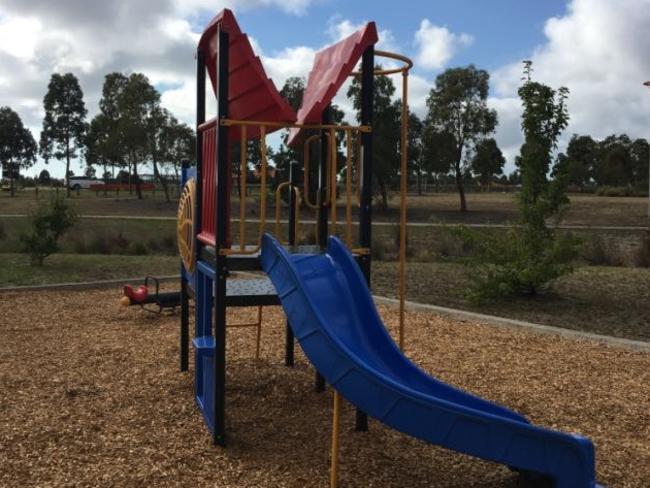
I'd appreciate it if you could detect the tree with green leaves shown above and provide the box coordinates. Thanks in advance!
[20,195,77,266]
[470,137,505,191]
[425,65,497,211]
[462,61,577,301]
[0,106,37,196]
[39,73,87,197]
[348,71,399,209]
[96,72,159,199]
[421,126,456,192]
[564,134,596,187]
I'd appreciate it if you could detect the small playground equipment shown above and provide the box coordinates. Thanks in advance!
[176,9,603,487]
[120,276,181,314]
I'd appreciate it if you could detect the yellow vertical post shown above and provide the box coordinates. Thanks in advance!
[345,131,353,247]
[255,306,262,359]
[260,125,268,243]
[330,127,337,234]
[330,390,341,488]
[398,71,409,351]
[239,125,247,251]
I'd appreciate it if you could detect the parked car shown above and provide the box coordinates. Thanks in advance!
[68,176,99,190]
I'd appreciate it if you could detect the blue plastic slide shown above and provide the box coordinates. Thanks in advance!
[260,234,602,488]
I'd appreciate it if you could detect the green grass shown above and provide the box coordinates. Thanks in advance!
[0,253,179,287]
[3,188,648,227]
[372,261,650,341]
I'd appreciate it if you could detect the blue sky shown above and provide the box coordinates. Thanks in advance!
[1,0,649,179]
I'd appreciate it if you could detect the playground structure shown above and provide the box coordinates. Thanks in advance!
[176,9,602,487]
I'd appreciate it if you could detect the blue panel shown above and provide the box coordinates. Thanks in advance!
[260,233,602,488]
[194,263,216,433]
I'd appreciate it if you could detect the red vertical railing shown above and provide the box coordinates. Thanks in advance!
[197,119,230,247]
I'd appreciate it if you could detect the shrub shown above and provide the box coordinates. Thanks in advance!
[0,221,6,240]
[581,234,626,266]
[20,196,77,266]
[129,241,148,255]
[632,235,650,268]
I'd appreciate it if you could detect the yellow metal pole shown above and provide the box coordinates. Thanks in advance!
[240,125,247,251]
[345,131,353,247]
[330,390,341,488]
[398,71,409,351]
[330,127,337,234]
[259,125,268,245]
[255,306,262,360]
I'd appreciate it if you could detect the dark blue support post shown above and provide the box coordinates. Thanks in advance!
[190,48,206,382]
[285,161,299,367]
[213,26,229,447]
[355,45,374,433]
[180,158,190,372]
[314,105,331,392]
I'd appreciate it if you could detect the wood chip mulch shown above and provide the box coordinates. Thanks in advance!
[1,287,649,487]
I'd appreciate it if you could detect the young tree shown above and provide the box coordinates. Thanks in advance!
[348,71,400,209]
[20,195,77,266]
[39,73,87,196]
[0,107,37,196]
[470,138,505,191]
[425,65,497,211]
[462,61,576,300]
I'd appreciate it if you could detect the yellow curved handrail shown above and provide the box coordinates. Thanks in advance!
[274,181,301,244]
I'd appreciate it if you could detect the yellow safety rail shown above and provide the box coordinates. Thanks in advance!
[274,182,301,244]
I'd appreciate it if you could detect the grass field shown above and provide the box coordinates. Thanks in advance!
[2,251,648,342]
[373,262,650,341]
[0,254,178,287]
[2,188,648,227]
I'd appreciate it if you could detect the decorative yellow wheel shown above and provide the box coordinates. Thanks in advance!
[177,178,196,273]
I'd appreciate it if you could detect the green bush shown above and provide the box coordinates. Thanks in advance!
[596,186,633,197]
[129,241,148,255]
[458,226,579,302]
[581,234,626,266]
[632,235,650,268]
[20,196,77,266]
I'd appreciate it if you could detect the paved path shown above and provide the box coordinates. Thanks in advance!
[1,214,646,231]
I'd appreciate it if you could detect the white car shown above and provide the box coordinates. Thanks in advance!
[68,176,99,190]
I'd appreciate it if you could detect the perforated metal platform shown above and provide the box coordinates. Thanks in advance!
[226,277,279,306]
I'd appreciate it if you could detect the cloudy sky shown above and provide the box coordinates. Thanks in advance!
[2,0,650,178]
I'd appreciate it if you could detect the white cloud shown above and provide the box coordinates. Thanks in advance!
[414,19,473,70]
[327,17,397,51]
[490,0,650,171]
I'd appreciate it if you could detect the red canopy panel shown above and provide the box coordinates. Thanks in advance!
[198,9,296,140]
[288,22,378,146]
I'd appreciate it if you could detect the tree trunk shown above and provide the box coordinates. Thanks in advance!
[152,159,170,202]
[455,163,467,212]
[133,160,143,200]
[66,139,71,197]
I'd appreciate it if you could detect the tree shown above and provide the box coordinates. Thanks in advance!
[565,134,597,187]
[462,61,577,301]
[0,107,37,196]
[39,73,87,197]
[630,138,649,190]
[38,169,51,185]
[96,72,159,199]
[470,138,505,191]
[20,196,77,266]
[425,65,497,211]
[348,70,400,209]
[147,106,173,201]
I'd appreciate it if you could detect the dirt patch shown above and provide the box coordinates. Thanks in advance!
[1,288,648,487]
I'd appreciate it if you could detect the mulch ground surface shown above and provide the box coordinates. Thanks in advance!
[1,287,649,487]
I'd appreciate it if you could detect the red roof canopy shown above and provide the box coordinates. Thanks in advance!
[198,9,296,140]
[288,23,378,146]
